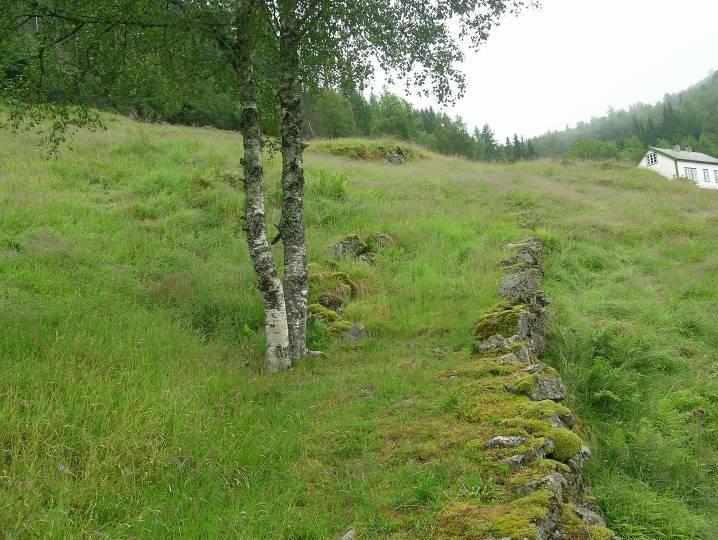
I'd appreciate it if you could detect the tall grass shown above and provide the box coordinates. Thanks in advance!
[1,115,717,537]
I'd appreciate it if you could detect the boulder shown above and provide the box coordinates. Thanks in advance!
[499,269,543,300]
[515,369,567,402]
[517,473,569,503]
[472,305,529,342]
[484,436,526,449]
[333,234,368,260]
[341,323,366,343]
[476,334,510,354]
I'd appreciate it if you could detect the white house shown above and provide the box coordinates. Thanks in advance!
[639,146,718,189]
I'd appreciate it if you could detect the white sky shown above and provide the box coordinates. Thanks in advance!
[371,0,718,140]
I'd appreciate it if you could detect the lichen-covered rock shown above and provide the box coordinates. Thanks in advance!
[545,428,584,463]
[384,150,406,164]
[515,369,567,402]
[573,504,607,527]
[341,323,366,343]
[499,269,543,300]
[520,400,577,430]
[472,304,529,342]
[367,231,395,250]
[518,473,569,502]
[476,334,510,354]
[501,249,542,271]
[333,234,368,260]
[507,237,545,257]
[484,435,526,449]
[567,446,592,474]
[497,352,529,366]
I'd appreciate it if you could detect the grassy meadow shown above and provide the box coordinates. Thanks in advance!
[1,115,717,538]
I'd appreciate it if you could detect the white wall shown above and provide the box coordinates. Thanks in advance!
[639,151,718,189]
[639,151,678,179]
[677,161,718,190]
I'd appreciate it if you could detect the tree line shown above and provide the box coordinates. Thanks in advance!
[304,89,536,162]
[530,71,718,161]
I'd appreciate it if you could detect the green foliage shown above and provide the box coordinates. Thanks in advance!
[306,90,357,138]
[567,140,620,160]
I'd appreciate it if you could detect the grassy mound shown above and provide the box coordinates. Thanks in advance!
[1,114,718,538]
[309,137,426,161]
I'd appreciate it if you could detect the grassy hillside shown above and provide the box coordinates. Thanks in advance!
[1,115,717,538]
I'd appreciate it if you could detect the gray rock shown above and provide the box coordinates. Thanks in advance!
[499,269,542,300]
[517,473,569,502]
[357,252,376,265]
[501,249,541,269]
[478,334,510,353]
[340,529,356,540]
[370,232,395,249]
[573,505,606,527]
[498,352,529,365]
[500,454,529,467]
[341,324,365,343]
[523,362,548,374]
[333,235,368,260]
[529,374,567,402]
[484,435,526,449]
[567,446,592,474]
[384,151,405,164]
[507,238,544,256]
[535,505,560,540]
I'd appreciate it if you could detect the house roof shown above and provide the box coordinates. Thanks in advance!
[651,147,718,165]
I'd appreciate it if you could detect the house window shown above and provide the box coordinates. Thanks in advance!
[704,169,711,182]
[715,170,718,183]
[684,167,698,180]
[646,153,658,166]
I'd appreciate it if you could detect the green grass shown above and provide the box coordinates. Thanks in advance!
[1,114,717,538]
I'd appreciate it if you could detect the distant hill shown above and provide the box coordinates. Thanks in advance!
[531,71,718,159]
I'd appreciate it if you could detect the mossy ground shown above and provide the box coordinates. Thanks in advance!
[1,113,718,537]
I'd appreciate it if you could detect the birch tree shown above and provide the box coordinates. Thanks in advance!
[1,0,537,372]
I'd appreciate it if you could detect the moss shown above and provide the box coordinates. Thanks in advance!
[557,505,616,540]
[546,428,583,462]
[520,400,573,421]
[587,526,617,540]
[458,391,523,424]
[472,304,528,341]
[308,303,340,322]
[502,414,583,463]
[327,320,353,333]
[317,291,347,310]
[515,375,536,396]
[491,490,556,539]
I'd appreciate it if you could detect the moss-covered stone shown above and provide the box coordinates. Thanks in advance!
[513,367,567,402]
[556,504,616,540]
[437,490,556,540]
[327,319,353,333]
[308,303,340,322]
[472,304,529,342]
[491,490,556,539]
[500,415,584,464]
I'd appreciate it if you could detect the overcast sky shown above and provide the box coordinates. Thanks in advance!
[371,0,718,140]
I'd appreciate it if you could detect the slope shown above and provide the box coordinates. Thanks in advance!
[1,114,717,538]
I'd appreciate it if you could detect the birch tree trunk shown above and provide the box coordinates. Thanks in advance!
[278,13,309,360]
[238,56,291,372]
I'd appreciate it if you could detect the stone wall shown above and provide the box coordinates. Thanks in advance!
[436,239,618,539]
